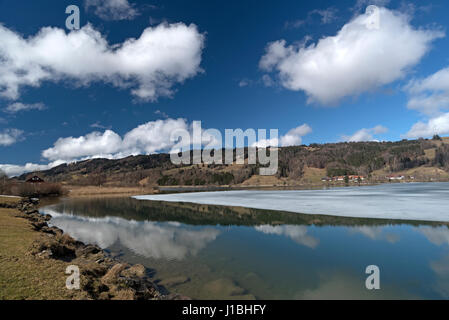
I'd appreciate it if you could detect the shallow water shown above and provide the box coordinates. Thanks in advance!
[42,186,449,299]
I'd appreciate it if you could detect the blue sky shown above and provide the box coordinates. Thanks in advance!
[1,0,449,175]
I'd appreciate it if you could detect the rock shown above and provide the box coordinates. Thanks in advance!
[112,289,136,300]
[82,263,108,278]
[31,221,47,231]
[101,263,128,284]
[121,264,146,278]
[159,276,190,287]
[201,278,254,300]
[162,293,192,300]
[36,249,53,259]
[41,226,63,236]
[98,292,111,300]
[25,210,39,216]
[78,244,101,256]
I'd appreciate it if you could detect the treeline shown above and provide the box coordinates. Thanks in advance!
[13,137,449,187]
[0,171,65,197]
[276,138,440,178]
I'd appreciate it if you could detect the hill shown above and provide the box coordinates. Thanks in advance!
[16,136,449,188]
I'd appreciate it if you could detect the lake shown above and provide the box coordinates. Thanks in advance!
[41,183,449,299]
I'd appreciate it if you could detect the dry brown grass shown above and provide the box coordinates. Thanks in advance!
[66,185,156,198]
[0,196,22,206]
[240,175,286,186]
[300,167,327,184]
[0,204,86,300]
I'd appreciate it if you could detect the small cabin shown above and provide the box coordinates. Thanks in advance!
[26,175,45,183]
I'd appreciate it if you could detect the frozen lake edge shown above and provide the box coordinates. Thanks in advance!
[133,182,449,222]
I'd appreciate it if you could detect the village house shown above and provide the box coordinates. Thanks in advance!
[26,175,45,183]
[387,175,405,181]
[322,175,365,182]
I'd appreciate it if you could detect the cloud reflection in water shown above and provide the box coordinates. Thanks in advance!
[42,209,221,260]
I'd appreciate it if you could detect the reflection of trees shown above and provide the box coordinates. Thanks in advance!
[47,197,449,228]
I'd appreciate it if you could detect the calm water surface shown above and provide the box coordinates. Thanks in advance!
[42,184,449,299]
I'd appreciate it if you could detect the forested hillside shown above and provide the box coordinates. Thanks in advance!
[16,136,449,187]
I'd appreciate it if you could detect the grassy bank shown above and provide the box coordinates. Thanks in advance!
[0,197,85,299]
[0,196,177,300]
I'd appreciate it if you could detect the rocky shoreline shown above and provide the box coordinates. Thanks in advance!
[14,198,189,300]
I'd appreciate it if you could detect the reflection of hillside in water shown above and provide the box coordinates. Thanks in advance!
[48,197,449,228]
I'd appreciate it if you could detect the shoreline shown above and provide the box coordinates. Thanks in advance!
[62,179,447,199]
[133,182,449,223]
[0,196,188,300]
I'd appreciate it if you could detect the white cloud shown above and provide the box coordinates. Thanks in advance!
[342,125,388,142]
[0,128,24,146]
[42,118,191,162]
[285,7,338,29]
[4,102,46,114]
[260,7,443,105]
[406,66,449,117]
[404,64,449,138]
[0,161,63,177]
[351,0,391,14]
[419,226,449,246]
[253,124,312,148]
[313,7,339,24]
[85,0,139,21]
[255,225,319,248]
[0,22,205,101]
[238,79,251,87]
[1,118,192,176]
[280,124,313,146]
[406,112,449,139]
[41,212,220,260]
[261,74,274,87]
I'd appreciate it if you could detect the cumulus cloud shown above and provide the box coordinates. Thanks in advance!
[280,124,313,146]
[0,128,24,146]
[42,118,191,162]
[260,7,443,105]
[0,119,219,177]
[0,22,205,101]
[4,102,46,114]
[0,161,63,177]
[253,124,312,148]
[351,0,391,14]
[404,64,449,138]
[342,125,388,142]
[406,113,449,139]
[85,0,139,20]
[406,67,449,116]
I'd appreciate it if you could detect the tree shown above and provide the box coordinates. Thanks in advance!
[433,134,442,140]
[0,169,8,194]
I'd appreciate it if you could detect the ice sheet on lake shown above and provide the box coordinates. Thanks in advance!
[133,182,449,222]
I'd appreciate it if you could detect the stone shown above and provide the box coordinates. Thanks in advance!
[159,276,190,287]
[121,264,146,278]
[101,263,128,284]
